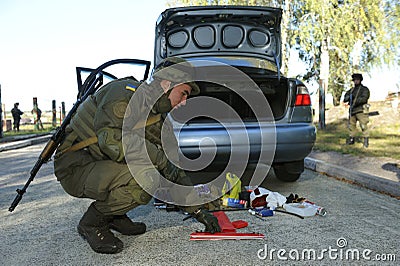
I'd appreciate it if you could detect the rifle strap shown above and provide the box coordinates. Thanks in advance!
[132,114,161,130]
[60,136,98,154]
[60,114,161,154]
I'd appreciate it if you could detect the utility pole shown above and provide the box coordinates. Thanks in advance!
[318,0,329,130]
[319,38,329,130]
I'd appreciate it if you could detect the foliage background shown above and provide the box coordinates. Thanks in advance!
[167,0,400,105]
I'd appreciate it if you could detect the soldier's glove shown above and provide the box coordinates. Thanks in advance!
[192,209,221,233]
[162,161,182,182]
[286,193,305,203]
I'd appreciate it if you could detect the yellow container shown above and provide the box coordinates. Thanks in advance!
[221,172,241,200]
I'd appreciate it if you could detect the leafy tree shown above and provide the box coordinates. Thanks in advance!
[166,0,292,71]
[294,0,399,105]
[167,0,400,105]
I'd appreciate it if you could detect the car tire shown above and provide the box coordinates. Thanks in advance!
[273,160,304,182]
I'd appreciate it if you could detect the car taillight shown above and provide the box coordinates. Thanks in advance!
[295,85,311,106]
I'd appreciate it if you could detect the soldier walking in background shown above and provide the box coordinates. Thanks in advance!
[11,102,23,132]
[343,73,370,148]
[32,104,44,130]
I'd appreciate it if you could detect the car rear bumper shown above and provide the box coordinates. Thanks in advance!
[273,123,316,163]
[175,122,316,166]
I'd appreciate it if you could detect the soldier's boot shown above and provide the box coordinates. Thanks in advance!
[347,137,355,145]
[77,203,123,254]
[109,214,146,235]
[363,137,369,148]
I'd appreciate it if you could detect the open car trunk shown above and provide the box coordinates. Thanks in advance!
[172,79,289,123]
[171,64,289,123]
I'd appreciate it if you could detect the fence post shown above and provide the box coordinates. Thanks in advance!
[61,102,66,121]
[52,100,57,127]
[318,79,326,130]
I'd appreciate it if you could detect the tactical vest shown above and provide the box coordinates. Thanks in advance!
[59,95,163,159]
[145,114,164,146]
[65,95,105,160]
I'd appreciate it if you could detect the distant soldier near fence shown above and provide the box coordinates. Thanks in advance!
[11,102,24,132]
[32,104,44,130]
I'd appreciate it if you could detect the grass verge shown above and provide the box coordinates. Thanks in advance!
[2,124,54,137]
[314,118,400,160]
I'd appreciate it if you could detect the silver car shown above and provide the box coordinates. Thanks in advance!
[154,6,316,182]
[76,6,316,183]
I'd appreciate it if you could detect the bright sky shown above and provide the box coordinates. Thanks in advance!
[0,0,169,112]
[1,0,398,114]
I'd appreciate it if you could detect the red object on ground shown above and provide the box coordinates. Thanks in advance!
[190,232,265,241]
[189,211,264,240]
[212,211,236,232]
[231,220,248,229]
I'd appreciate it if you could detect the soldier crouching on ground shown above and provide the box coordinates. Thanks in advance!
[53,57,221,254]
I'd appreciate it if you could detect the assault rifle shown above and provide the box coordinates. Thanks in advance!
[9,59,151,212]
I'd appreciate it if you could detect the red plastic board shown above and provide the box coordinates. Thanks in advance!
[231,220,248,229]
[212,211,236,232]
[190,232,265,241]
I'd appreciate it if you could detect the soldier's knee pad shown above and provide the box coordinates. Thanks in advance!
[360,124,367,131]
[127,179,152,205]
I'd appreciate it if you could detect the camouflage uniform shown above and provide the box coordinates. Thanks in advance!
[343,74,370,146]
[54,78,192,215]
[11,103,23,131]
[32,105,44,130]
[53,58,220,254]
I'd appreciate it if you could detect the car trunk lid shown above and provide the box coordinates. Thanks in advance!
[154,6,282,68]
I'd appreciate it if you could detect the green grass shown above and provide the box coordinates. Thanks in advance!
[3,124,54,137]
[314,118,400,160]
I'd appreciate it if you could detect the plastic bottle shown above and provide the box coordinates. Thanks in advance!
[221,172,241,200]
[283,203,317,217]
[248,208,274,217]
[222,198,247,208]
[301,200,327,216]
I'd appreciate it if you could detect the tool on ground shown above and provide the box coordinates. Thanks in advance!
[249,208,274,217]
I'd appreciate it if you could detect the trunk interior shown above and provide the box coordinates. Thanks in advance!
[171,75,289,123]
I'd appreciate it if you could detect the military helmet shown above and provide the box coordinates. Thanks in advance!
[152,57,200,96]
[351,73,363,81]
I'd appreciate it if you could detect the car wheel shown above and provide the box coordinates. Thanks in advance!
[273,160,304,182]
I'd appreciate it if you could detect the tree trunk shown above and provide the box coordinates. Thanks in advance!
[332,94,341,106]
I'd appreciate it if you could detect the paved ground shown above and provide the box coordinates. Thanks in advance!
[1,144,399,265]
[306,150,400,198]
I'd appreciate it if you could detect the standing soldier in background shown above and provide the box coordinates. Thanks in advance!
[343,73,370,148]
[11,102,24,132]
[32,104,44,130]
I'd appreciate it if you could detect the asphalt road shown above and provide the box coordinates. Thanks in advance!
[1,143,399,265]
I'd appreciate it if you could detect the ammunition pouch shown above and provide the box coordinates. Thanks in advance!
[69,96,104,160]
